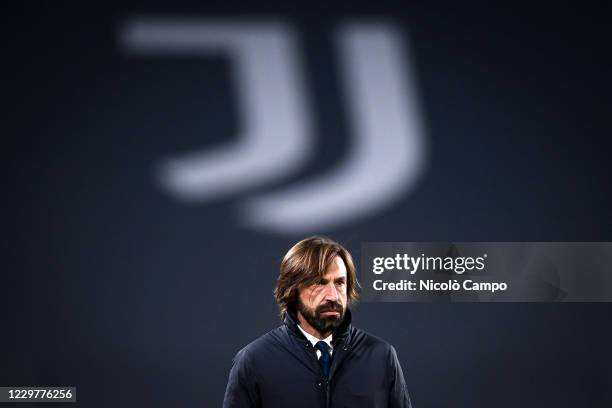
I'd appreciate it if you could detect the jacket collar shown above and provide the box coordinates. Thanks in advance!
[284,307,353,347]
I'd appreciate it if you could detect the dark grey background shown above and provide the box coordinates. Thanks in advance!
[3,1,612,407]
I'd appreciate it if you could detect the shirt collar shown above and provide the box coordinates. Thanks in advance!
[297,324,333,351]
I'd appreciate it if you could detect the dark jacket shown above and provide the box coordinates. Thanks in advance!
[222,309,412,408]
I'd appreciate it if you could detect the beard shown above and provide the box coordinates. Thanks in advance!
[296,298,345,336]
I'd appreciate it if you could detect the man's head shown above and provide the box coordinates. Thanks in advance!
[274,236,359,337]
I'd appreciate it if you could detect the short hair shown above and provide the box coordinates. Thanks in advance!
[274,236,360,319]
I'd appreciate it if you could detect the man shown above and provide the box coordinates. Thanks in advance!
[223,236,412,408]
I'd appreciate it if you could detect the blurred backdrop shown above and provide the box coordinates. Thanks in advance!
[4,1,612,407]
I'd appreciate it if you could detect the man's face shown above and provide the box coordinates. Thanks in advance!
[296,256,348,336]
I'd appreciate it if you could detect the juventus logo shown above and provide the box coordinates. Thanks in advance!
[119,19,428,234]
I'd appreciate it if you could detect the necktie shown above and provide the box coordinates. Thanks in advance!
[315,341,331,378]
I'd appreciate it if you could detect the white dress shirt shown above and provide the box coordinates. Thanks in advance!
[298,324,333,358]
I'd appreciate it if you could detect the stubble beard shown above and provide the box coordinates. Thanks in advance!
[296,298,345,336]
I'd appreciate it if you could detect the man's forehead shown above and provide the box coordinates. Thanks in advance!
[323,256,347,278]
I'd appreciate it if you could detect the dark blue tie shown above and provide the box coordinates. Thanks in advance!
[315,341,331,378]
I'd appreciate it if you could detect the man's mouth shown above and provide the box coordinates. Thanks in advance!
[319,311,340,317]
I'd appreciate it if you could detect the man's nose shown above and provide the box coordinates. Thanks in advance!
[323,281,339,301]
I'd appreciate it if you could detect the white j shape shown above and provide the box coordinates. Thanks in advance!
[120,19,427,234]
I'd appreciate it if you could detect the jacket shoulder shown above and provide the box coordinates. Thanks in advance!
[349,326,399,356]
[232,325,288,362]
